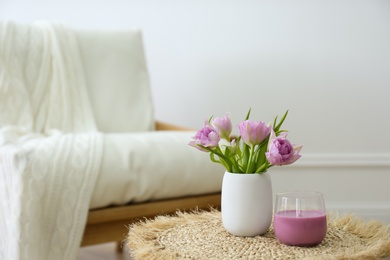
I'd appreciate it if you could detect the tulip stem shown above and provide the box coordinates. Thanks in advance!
[245,145,255,173]
[255,161,270,173]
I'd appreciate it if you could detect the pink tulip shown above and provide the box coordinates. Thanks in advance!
[238,120,271,146]
[211,113,232,140]
[189,122,220,151]
[266,131,302,166]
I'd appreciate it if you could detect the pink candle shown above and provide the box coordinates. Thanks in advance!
[274,210,327,246]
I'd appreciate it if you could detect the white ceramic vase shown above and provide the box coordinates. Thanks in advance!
[221,171,273,237]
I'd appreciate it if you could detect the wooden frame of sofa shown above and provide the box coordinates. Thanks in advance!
[80,121,222,247]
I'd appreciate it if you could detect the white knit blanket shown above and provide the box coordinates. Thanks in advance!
[0,21,103,260]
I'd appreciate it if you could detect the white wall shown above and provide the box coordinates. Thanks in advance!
[1,0,389,222]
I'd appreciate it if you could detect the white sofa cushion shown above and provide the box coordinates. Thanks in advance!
[90,131,224,209]
[76,29,154,133]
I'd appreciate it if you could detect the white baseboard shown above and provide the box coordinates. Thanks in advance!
[327,205,390,224]
[270,152,390,224]
[292,153,390,168]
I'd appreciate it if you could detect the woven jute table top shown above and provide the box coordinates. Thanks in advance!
[127,209,390,260]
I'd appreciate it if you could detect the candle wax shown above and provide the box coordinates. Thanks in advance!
[274,210,327,246]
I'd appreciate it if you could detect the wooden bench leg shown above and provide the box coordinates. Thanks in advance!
[116,241,123,253]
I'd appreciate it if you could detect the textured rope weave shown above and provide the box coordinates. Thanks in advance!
[128,209,390,260]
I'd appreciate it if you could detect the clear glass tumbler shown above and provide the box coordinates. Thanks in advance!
[274,191,327,246]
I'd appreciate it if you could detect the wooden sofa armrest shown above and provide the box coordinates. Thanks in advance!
[155,120,193,131]
[82,193,221,246]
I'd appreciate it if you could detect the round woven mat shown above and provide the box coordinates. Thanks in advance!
[127,210,390,260]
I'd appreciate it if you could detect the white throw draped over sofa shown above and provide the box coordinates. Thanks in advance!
[0,21,223,260]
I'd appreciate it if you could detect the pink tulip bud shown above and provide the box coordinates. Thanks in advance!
[211,113,232,140]
[238,120,271,146]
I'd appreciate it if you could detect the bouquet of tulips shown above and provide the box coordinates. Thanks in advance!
[189,109,302,173]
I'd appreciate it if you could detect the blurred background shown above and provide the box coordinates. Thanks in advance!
[1,0,389,221]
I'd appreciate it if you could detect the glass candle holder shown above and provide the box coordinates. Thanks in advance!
[274,191,327,247]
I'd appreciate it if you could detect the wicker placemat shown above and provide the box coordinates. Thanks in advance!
[127,209,390,260]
